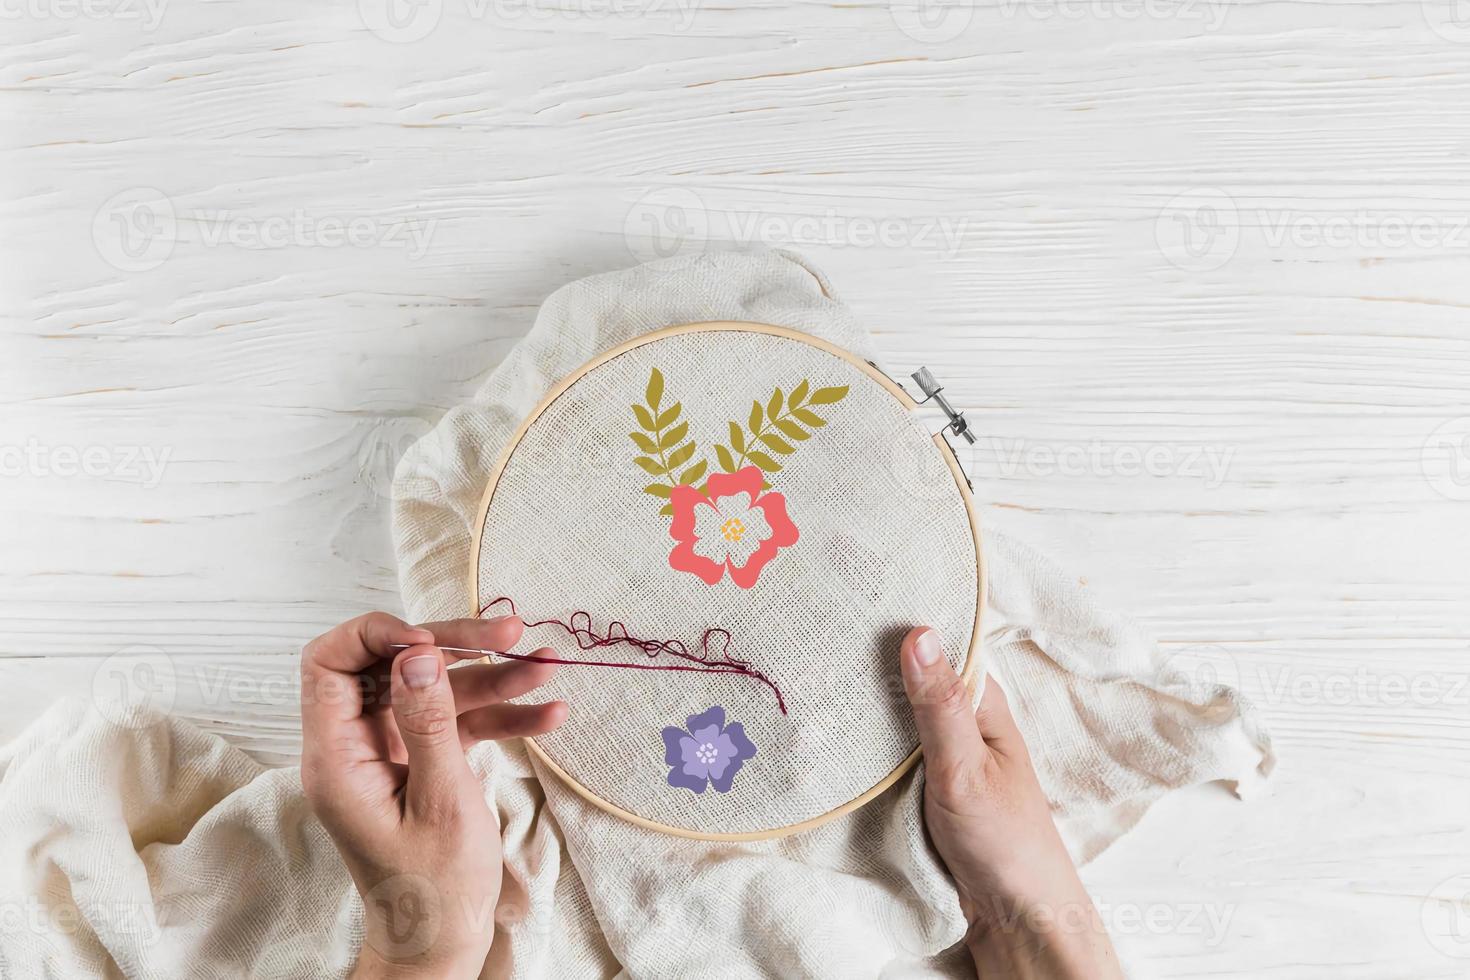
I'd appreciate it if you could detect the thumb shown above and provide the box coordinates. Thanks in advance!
[899,627,988,777]
[391,644,472,819]
[973,675,1029,763]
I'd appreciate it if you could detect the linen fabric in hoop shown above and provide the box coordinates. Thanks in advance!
[471,322,982,839]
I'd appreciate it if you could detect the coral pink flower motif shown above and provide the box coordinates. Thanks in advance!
[668,466,799,588]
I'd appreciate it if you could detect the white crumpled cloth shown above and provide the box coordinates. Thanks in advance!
[0,250,1272,979]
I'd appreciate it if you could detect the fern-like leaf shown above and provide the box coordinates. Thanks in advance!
[808,384,848,405]
[774,418,809,441]
[715,444,736,472]
[659,420,689,450]
[760,433,794,455]
[679,460,708,485]
[747,451,782,473]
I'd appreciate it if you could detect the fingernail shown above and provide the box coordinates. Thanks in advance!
[913,629,942,666]
[401,654,441,689]
[486,615,515,625]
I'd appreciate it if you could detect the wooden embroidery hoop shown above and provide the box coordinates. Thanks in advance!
[467,320,987,841]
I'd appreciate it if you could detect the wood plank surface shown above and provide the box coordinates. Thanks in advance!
[3,1,1468,974]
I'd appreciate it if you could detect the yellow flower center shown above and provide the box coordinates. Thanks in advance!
[721,517,746,542]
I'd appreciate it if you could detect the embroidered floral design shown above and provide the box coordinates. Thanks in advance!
[668,466,799,588]
[628,368,848,586]
[630,368,705,517]
[711,378,850,479]
[662,705,757,794]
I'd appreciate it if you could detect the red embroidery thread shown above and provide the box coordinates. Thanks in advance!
[477,597,787,714]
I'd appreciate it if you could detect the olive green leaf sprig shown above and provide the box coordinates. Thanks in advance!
[628,369,849,513]
[712,379,849,480]
[630,367,707,516]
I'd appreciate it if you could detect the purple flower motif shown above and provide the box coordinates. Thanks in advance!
[661,705,757,794]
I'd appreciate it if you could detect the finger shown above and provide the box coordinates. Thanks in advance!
[974,675,1029,762]
[415,616,525,660]
[899,626,989,774]
[304,612,434,676]
[390,644,474,819]
[302,614,435,738]
[448,657,558,713]
[459,700,568,744]
[375,698,569,765]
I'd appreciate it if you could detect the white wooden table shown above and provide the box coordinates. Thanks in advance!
[4,2,1469,976]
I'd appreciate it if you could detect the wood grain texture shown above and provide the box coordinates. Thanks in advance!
[3,0,1468,975]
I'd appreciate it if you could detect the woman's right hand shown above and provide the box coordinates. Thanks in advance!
[300,612,566,979]
[898,626,1124,980]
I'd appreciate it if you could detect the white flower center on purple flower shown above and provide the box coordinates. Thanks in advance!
[695,741,719,764]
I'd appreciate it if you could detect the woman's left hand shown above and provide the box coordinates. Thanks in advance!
[299,612,566,979]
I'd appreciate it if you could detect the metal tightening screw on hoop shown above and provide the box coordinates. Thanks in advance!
[909,366,976,489]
